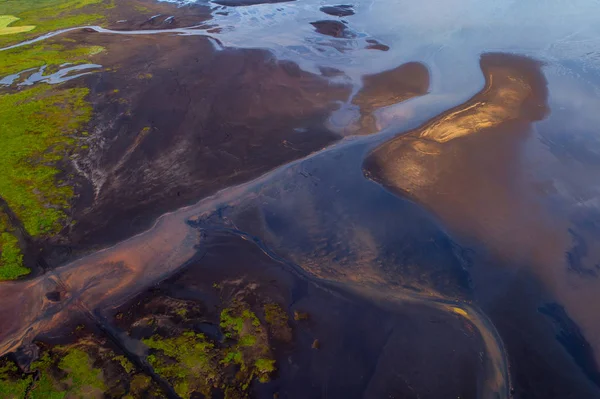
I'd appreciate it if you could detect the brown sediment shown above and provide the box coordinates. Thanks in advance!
[364,53,548,238]
[364,52,600,390]
[349,62,430,134]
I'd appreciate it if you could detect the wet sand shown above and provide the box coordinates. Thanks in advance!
[365,53,600,396]
[350,62,430,134]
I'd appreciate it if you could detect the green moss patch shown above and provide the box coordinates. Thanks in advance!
[0,357,32,399]
[263,303,292,342]
[29,349,106,398]
[20,338,164,398]
[0,0,109,48]
[0,15,35,36]
[144,332,219,398]
[0,42,104,78]
[0,42,103,280]
[0,84,91,237]
[138,300,281,398]
[219,305,275,387]
[0,213,29,280]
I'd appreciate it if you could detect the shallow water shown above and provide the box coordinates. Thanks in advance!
[0,63,102,87]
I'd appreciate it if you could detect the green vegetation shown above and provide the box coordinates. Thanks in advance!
[0,337,166,398]
[0,84,91,237]
[58,349,107,396]
[144,332,218,398]
[0,213,29,280]
[0,41,102,280]
[0,357,32,399]
[0,15,35,35]
[123,374,164,399]
[0,0,110,48]
[219,305,275,385]
[0,42,104,77]
[254,358,275,383]
[113,355,135,374]
[28,349,106,398]
[263,303,292,341]
[175,308,187,318]
[141,303,279,398]
[220,308,261,338]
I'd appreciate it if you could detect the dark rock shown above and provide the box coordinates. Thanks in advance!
[320,4,355,17]
[366,39,390,51]
[310,20,356,38]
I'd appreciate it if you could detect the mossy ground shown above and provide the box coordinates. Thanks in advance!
[263,303,292,342]
[0,336,165,399]
[0,42,104,77]
[0,212,29,280]
[0,357,32,399]
[0,41,103,280]
[0,0,111,48]
[144,332,218,397]
[134,297,288,399]
[0,15,35,36]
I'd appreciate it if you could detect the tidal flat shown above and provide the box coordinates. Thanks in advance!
[1,0,600,398]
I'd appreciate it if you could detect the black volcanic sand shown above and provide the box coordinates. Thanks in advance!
[34,30,433,266]
[42,31,351,261]
[212,0,294,6]
[310,20,356,38]
[105,0,213,30]
[101,231,484,399]
[363,53,600,397]
[320,5,355,17]
[365,39,390,51]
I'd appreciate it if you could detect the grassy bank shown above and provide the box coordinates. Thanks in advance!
[0,0,112,48]
[0,41,103,279]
